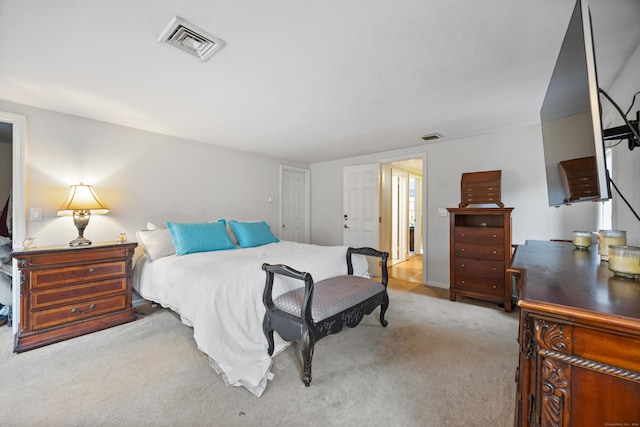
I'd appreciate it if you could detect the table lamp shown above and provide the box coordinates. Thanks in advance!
[57,183,109,246]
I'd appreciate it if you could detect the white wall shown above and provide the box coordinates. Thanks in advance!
[310,125,599,288]
[0,100,308,248]
[606,43,640,247]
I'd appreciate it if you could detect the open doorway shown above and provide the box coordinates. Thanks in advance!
[381,157,424,283]
[0,122,12,327]
[0,111,26,334]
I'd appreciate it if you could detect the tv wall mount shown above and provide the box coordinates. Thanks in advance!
[603,111,639,150]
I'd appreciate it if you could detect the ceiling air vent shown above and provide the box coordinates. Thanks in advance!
[158,16,225,61]
[421,133,442,142]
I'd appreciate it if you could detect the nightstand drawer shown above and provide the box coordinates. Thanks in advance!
[453,259,504,279]
[30,261,126,289]
[454,242,504,260]
[455,275,505,297]
[24,247,132,267]
[31,278,127,309]
[30,294,128,331]
[454,227,504,243]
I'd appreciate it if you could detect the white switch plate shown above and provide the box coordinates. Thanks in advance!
[30,207,42,221]
[438,208,448,217]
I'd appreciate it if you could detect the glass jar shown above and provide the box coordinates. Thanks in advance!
[608,245,640,279]
[572,231,593,249]
[596,230,627,261]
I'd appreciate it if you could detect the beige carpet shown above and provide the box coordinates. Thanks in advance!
[0,283,519,426]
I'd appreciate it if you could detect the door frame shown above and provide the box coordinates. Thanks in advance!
[0,111,27,334]
[279,165,310,243]
[379,153,427,284]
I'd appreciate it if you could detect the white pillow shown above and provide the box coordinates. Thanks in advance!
[226,222,239,246]
[208,219,239,246]
[136,227,175,262]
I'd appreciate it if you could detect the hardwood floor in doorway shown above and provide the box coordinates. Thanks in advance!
[387,255,449,299]
[389,255,423,283]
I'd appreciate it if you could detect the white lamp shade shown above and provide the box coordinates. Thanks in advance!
[57,184,110,216]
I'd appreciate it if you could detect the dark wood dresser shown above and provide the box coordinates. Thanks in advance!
[447,207,514,312]
[508,240,640,427]
[12,242,137,352]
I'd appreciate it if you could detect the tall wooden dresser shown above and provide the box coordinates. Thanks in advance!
[509,240,640,427]
[447,207,514,312]
[12,242,137,352]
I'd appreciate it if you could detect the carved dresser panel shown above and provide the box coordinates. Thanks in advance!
[509,240,640,427]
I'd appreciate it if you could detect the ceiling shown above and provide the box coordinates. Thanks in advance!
[0,1,639,164]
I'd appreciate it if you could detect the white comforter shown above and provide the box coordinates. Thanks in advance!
[133,241,368,396]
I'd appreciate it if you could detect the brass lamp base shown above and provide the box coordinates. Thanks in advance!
[69,236,92,247]
[70,209,93,247]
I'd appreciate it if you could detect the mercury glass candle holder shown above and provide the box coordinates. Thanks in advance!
[572,231,592,250]
[597,230,627,261]
[608,245,640,279]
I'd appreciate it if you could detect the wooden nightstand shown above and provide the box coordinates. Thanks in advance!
[12,242,137,352]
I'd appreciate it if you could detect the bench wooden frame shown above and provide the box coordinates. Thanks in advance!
[262,246,389,386]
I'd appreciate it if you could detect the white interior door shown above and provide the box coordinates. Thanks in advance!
[343,164,380,249]
[410,174,423,255]
[280,166,310,243]
[391,169,408,264]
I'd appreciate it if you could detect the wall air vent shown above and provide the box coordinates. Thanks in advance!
[421,133,442,142]
[158,16,225,61]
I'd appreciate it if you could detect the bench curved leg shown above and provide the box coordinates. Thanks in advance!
[301,331,314,386]
[263,313,275,356]
[379,292,389,327]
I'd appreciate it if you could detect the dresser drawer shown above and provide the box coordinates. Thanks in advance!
[23,247,132,267]
[30,294,128,331]
[453,258,504,279]
[454,242,504,260]
[461,189,501,206]
[30,261,126,289]
[454,227,504,243]
[455,275,505,297]
[31,278,127,309]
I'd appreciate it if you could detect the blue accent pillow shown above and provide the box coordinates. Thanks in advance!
[228,220,279,248]
[166,220,236,256]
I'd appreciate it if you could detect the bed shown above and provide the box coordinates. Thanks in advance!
[133,220,368,397]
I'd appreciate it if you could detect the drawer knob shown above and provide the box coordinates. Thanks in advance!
[461,264,465,268]
[492,250,497,254]
[461,248,465,252]
[89,267,95,273]
[492,268,497,271]
[71,304,96,315]
[492,234,497,238]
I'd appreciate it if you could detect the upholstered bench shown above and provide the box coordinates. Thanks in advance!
[262,247,389,386]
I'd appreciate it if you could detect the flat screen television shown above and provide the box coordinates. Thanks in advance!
[541,0,611,207]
